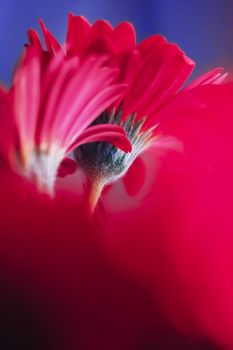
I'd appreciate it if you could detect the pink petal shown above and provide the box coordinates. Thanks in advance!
[12,46,41,159]
[151,136,183,153]
[123,49,167,117]
[213,72,228,84]
[45,55,126,146]
[67,124,132,153]
[0,91,14,164]
[39,48,66,104]
[0,84,7,95]
[60,83,128,148]
[38,56,80,145]
[137,34,167,57]
[85,37,116,56]
[89,20,113,40]
[57,157,78,177]
[85,20,115,56]
[45,56,114,143]
[122,156,146,196]
[141,52,195,121]
[27,29,42,49]
[111,51,140,110]
[39,19,61,54]
[185,67,226,90]
[113,22,136,52]
[123,41,194,119]
[66,13,91,56]
[114,50,141,85]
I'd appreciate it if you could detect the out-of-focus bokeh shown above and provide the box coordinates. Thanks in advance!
[0,0,233,85]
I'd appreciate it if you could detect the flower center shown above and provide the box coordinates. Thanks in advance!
[73,107,155,212]
[74,107,154,183]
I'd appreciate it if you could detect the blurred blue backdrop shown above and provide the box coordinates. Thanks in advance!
[0,0,233,85]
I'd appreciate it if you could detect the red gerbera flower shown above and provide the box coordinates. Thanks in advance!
[0,40,131,194]
[32,14,227,211]
[1,12,233,350]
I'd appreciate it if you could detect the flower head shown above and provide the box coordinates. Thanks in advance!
[34,14,227,209]
[0,11,233,350]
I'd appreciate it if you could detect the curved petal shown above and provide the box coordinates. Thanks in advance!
[122,156,146,196]
[185,67,226,90]
[141,52,195,121]
[123,40,195,119]
[59,82,128,148]
[67,124,132,154]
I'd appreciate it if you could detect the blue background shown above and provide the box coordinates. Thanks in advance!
[0,0,233,85]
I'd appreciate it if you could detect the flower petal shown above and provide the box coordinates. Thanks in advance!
[57,157,78,177]
[123,39,195,119]
[27,29,42,49]
[122,156,146,196]
[185,67,226,90]
[12,45,41,163]
[39,19,61,54]
[67,124,132,154]
[66,13,91,56]
[113,22,136,52]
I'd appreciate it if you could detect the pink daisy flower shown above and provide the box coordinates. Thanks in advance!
[33,14,226,210]
[0,12,232,350]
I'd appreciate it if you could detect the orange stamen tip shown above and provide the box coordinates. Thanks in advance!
[86,178,105,215]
